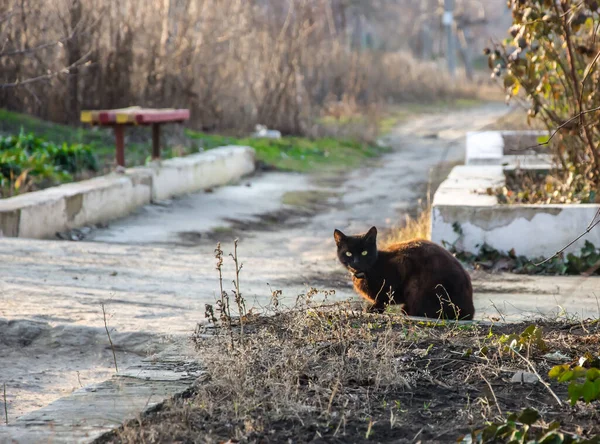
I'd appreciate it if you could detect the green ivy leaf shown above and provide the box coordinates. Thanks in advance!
[586,368,600,381]
[568,382,583,405]
[537,431,565,444]
[518,407,540,425]
[582,380,597,403]
[573,366,587,379]
[558,369,575,382]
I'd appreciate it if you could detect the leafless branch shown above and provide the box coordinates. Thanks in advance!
[509,346,562,406]
[0,50,92,89]
[588,208,600,231]
[534,212,600,266]
[520,105,600,152]
[0,39,66,58]
[479,369,502,416]
[579,49,600,103]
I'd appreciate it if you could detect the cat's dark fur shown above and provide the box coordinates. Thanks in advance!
[334,226,474,320]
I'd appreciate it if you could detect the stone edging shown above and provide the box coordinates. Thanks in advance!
[0,352,204,443]
[431,131,600,258]
[0,146,256,239]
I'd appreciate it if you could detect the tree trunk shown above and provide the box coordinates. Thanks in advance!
[457,26,474,81]
[66,0,82,125]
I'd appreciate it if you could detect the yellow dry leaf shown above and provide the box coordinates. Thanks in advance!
[14,169,30,191]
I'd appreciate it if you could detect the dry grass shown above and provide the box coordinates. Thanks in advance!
[99,298,600,444]
[381,160,461,247]
[1,0,494,136]
[382,205,431,246]
[482,107,546,131]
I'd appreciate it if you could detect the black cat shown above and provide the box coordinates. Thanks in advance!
[334,226,474,319]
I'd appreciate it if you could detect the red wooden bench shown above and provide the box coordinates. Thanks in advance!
[81,106,190,167]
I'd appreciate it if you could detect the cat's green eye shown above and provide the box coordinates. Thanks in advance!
[345,251,352,257]
[361,251,368,256]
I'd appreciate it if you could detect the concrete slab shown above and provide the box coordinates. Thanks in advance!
[0,146,255,240]
[433,156,600,257]
[147,145,255,201]
[0,345,203,444]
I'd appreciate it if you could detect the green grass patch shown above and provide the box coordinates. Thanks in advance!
[2,110,391,175]
[186,130,389,173]
[0,108,110,146]
[0,109,169,169]
[0,130,100,197]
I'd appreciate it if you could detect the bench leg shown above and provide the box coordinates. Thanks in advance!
[152,123,161,160]
[114,125,125,167]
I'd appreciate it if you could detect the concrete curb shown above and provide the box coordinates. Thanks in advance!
[0,146,256,239]
[465,130,552,168]
[0,353,204,444]
[431,161,600,258]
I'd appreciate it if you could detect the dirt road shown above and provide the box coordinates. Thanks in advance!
[2,102,598,423]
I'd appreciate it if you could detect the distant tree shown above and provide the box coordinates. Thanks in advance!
[0,0,91,123]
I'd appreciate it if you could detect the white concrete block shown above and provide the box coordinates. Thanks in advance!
[431,165,600,257]
[466,130,551,168]
[440,130,600,257]
[466,131,503,165]
[150,145,255,201]
[0,145,255,239]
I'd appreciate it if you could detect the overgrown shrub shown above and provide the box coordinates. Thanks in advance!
[488,0,600,203]
[0,130,98,197]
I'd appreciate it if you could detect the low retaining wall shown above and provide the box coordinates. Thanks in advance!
[148,145,255,201]
[431,166,600,258]
[466,130,552,168]
[0,145,255,239]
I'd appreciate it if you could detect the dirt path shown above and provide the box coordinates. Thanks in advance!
[2,102,599,424]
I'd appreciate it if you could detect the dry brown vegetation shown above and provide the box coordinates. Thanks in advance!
[98,296,600,443]
[382,203,432,246]
[1,0,494,136]
[382,160,461,247]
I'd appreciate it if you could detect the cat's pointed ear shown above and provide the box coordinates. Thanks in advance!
[364,226,377,243]
[333,229,346,245]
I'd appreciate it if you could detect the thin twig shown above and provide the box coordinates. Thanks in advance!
[479,370,502,416]
[509,346,562,406]
[0,51,92,89]
[579,49,600,104]
[3,383,8,425]
[534,216,600,266]
[215,242,233,348]
[101,303,119,373]
[587,208,600,231]
[230,239,245,345]
[0,39,67,58]
[521,105,600,152]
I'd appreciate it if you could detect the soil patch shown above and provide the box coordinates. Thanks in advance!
[97,303,600,444]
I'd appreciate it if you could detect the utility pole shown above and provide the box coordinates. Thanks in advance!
[443,0,456,78]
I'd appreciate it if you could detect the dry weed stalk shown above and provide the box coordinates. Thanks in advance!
[3,382,7,425]
[214,242,233,349]
[230,239,246,345]
[508,345,562,407]
[115,304,600,442]
[101,302,119,373]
